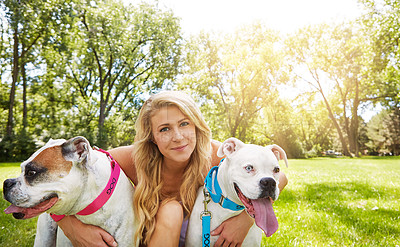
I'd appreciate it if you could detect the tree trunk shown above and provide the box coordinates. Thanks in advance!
[6,26,19,138]
[98,99,107,147]
[22,62,27,130]
[343,103,354,153]
[320,89,352,157]
[350,80,360,157]
[98,76,108,147]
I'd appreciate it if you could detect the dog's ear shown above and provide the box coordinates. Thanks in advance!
[61,136,91,163]
[267,144,288,167]
[217,137,245,158]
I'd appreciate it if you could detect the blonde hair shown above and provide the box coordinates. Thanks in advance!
[133,91,211,244]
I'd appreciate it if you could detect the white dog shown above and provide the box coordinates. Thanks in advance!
[3,136,137,246]
[186,137,288,246]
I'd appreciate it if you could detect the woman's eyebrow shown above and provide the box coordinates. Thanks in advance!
[178,117,190,123]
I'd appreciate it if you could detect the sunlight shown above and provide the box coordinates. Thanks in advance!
[125,0,362,35]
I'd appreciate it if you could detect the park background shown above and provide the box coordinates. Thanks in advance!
[0,0,399,246]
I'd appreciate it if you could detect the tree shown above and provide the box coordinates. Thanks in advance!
[358,0,400,155]
[57,0,182,147]
[0,0,73,160]
[285,22,380,157]
[180,24,287,143]
[0,0,182,160]
[366,109,400,155]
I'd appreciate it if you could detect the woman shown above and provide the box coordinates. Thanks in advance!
[58,91,288,247]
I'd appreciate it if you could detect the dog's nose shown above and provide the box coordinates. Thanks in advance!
[259,177,276,191]
[3,179,17,190]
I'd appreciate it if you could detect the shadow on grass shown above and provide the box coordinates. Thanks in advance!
[306,182,399,233]
[277,181,400,244]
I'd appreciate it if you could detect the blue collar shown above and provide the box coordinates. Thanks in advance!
[204,163,245,211]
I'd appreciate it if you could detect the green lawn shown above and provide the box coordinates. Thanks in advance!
[0,163,37,247]
[1,158,399,246]
[264,157,400,247]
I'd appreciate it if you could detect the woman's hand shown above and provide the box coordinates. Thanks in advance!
[211,210,254,247]
[57,215,117,247]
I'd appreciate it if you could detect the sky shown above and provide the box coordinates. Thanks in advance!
[153,0,363,35]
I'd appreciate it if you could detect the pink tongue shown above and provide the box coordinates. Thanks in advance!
[252,198,278,237]
[4,204,24,214]
[4,197,58,219]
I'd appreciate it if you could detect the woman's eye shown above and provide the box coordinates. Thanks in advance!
[245,165,254,172]
[180,121,189,127]
[160,127,169,132]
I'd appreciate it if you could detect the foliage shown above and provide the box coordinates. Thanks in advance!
[366,108,400,155]
[55,0,182,146]
[0,0,182,161]
[359,0,400,106]
[284,21,379,157]
[178,24,290,145]
[0,0,400,159]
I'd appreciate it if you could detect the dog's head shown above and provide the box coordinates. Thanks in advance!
[217,137,288,237]
[3,136,92,219]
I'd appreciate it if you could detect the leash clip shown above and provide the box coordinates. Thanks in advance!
[200,186,212,220]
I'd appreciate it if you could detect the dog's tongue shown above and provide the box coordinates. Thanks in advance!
[252,197,278,237]
[4,197,58,219]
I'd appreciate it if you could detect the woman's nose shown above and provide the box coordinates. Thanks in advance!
[172,129,184,141]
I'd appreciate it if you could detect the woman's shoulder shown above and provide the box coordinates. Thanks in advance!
[108,145,137,184]
[211,140,223,167]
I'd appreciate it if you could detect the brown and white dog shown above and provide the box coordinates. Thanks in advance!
[3,137,137,246]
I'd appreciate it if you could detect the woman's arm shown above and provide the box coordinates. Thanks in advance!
[210,140,223,166]
[278,171,288,192]
[211,210,254,246]
[57,215,117,247]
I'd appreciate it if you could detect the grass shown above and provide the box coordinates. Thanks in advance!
[0,163,37,247]
[263,157,400,247]
[1,158,399,246]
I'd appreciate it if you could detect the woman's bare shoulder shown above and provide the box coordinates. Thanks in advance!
[211,140,223,167]
[108,145,137,184]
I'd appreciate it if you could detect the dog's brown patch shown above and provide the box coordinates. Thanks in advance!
[32,146,72,174]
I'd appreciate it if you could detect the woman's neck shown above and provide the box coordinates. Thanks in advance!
[162,158,189,176]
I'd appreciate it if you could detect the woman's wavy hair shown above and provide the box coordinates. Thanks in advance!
[132,91,211,244]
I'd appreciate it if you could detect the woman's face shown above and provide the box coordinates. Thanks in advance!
[151,105,197,166]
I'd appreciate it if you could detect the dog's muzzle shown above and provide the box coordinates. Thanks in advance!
[3,178,18,202]
[259,177,277,200]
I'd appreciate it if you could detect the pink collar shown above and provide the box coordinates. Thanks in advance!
[51,147,121,222]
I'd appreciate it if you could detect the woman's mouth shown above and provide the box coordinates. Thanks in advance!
[172,144,188,151]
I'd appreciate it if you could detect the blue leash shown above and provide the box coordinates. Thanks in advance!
[201,212,211,247]
[201,162,245,247]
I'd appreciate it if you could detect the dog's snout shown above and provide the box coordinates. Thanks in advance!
[3,179,17,190]
[259,177,276,191]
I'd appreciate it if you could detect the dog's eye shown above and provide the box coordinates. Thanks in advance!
[273,167,280,173]
[26,170,37,177]
[245,165,254,172]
